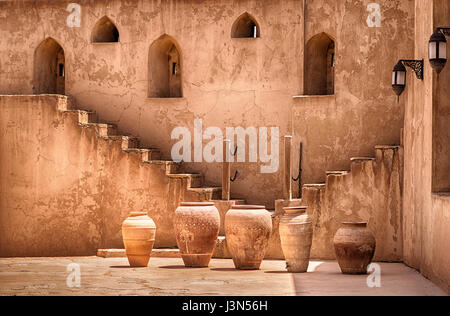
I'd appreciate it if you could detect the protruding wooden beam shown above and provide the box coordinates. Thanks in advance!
[222,139,231,200]
[284,136,292,200]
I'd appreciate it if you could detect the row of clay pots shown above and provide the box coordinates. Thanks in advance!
[121,204,376,275]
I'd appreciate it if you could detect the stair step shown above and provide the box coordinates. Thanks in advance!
[143,160,182,174]
[123,148,162,161]
[188,187,222,200]
[83,123,117,137]
[61,110,97,124]
[104,136,139,149]
[167,173,204,188]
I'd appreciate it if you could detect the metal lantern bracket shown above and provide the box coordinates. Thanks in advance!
[438,27,450,36]
[400,59,424,80]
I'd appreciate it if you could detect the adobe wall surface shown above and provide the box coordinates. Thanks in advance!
[402,0,450,294]
[0,95,202,256]
[0,0,414,207]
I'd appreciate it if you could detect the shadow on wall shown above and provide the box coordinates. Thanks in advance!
[33,38,65,95]
[304,33,335,95]
[91,16,120,43]
[231,12,260,38]
[148,34,182,98]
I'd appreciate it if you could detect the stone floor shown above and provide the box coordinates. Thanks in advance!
[0,257,446,296]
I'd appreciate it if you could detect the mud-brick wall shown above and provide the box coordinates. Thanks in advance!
[0,95,203,256]
[302,146,403,261]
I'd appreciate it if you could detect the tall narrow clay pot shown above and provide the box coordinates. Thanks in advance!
[225,205,272,270]
[174,202,220,267]
[279,206,313,273]
[333,222,376,274]
[121,211,157,267]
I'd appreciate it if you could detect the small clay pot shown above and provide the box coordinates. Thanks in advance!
[122,211,157,267]
[225,205,272,270]
[333,222,376,274]
[173,202,220,267]
[279,206,313,273]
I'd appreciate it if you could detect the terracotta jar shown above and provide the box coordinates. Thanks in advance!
[173,202,220,267]
[225,205,272,270]
[333,222,376,274]
[121,211,157,267]
[279,206,313,273]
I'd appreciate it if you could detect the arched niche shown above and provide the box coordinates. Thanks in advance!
[92,16,120,43]
[148,34,182,98]
[231,12,260,38]
[33,38,65,95]
[304,33,335,95]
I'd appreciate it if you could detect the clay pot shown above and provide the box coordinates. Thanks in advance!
[333,222,376,274]
[121,211,157,267]
[174,202,220,267]
[225,205,272,270]
[279,206,313,273]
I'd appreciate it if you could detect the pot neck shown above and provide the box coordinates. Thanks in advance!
[283,206,307,215]
[129,211,148,217]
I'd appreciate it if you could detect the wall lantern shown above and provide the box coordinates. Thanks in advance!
[429,27,450,74]
[392,59,424,96]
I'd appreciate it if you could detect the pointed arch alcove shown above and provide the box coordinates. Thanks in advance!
[33,38,65,95]
[148,34,182,98]
[92,16,120,43]
[304,33,335,95]
[231,12,260,38]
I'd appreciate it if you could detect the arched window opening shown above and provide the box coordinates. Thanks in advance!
[33,38,65,95]
[148,34,182,98]
[92,16,119,43]
[231,13,260,38]
[304,33,335,95]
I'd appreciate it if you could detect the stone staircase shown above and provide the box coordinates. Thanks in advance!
[62,99,222,201]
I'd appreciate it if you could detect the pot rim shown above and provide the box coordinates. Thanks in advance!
[341,222,367,227]
[231,205,266,210]
[283,206,307,213]
[129,211,149,217]
[180,202,215,207]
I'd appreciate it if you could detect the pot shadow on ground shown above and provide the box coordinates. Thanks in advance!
[209,268,247,272]
[158,265,208,270]
[109,265,146,269]
[264,270,291,274]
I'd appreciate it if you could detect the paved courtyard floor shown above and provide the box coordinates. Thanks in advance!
[0,257,446,296]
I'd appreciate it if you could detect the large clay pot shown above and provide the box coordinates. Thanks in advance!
[174,202,220,267]
[333,222,376,274]
[121,211,157,267]
[225,205,272,270]
[279,206,313,273]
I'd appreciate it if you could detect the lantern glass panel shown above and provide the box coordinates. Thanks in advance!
[439,41,447,59]
[429,41,437,59]
[394,70,406,85]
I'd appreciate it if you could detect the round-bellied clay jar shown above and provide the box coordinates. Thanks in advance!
[121,211,157,267]
[173,202,220,267]
[333,222,376,274]
[279,206,313,273]
[225,205,272,270]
